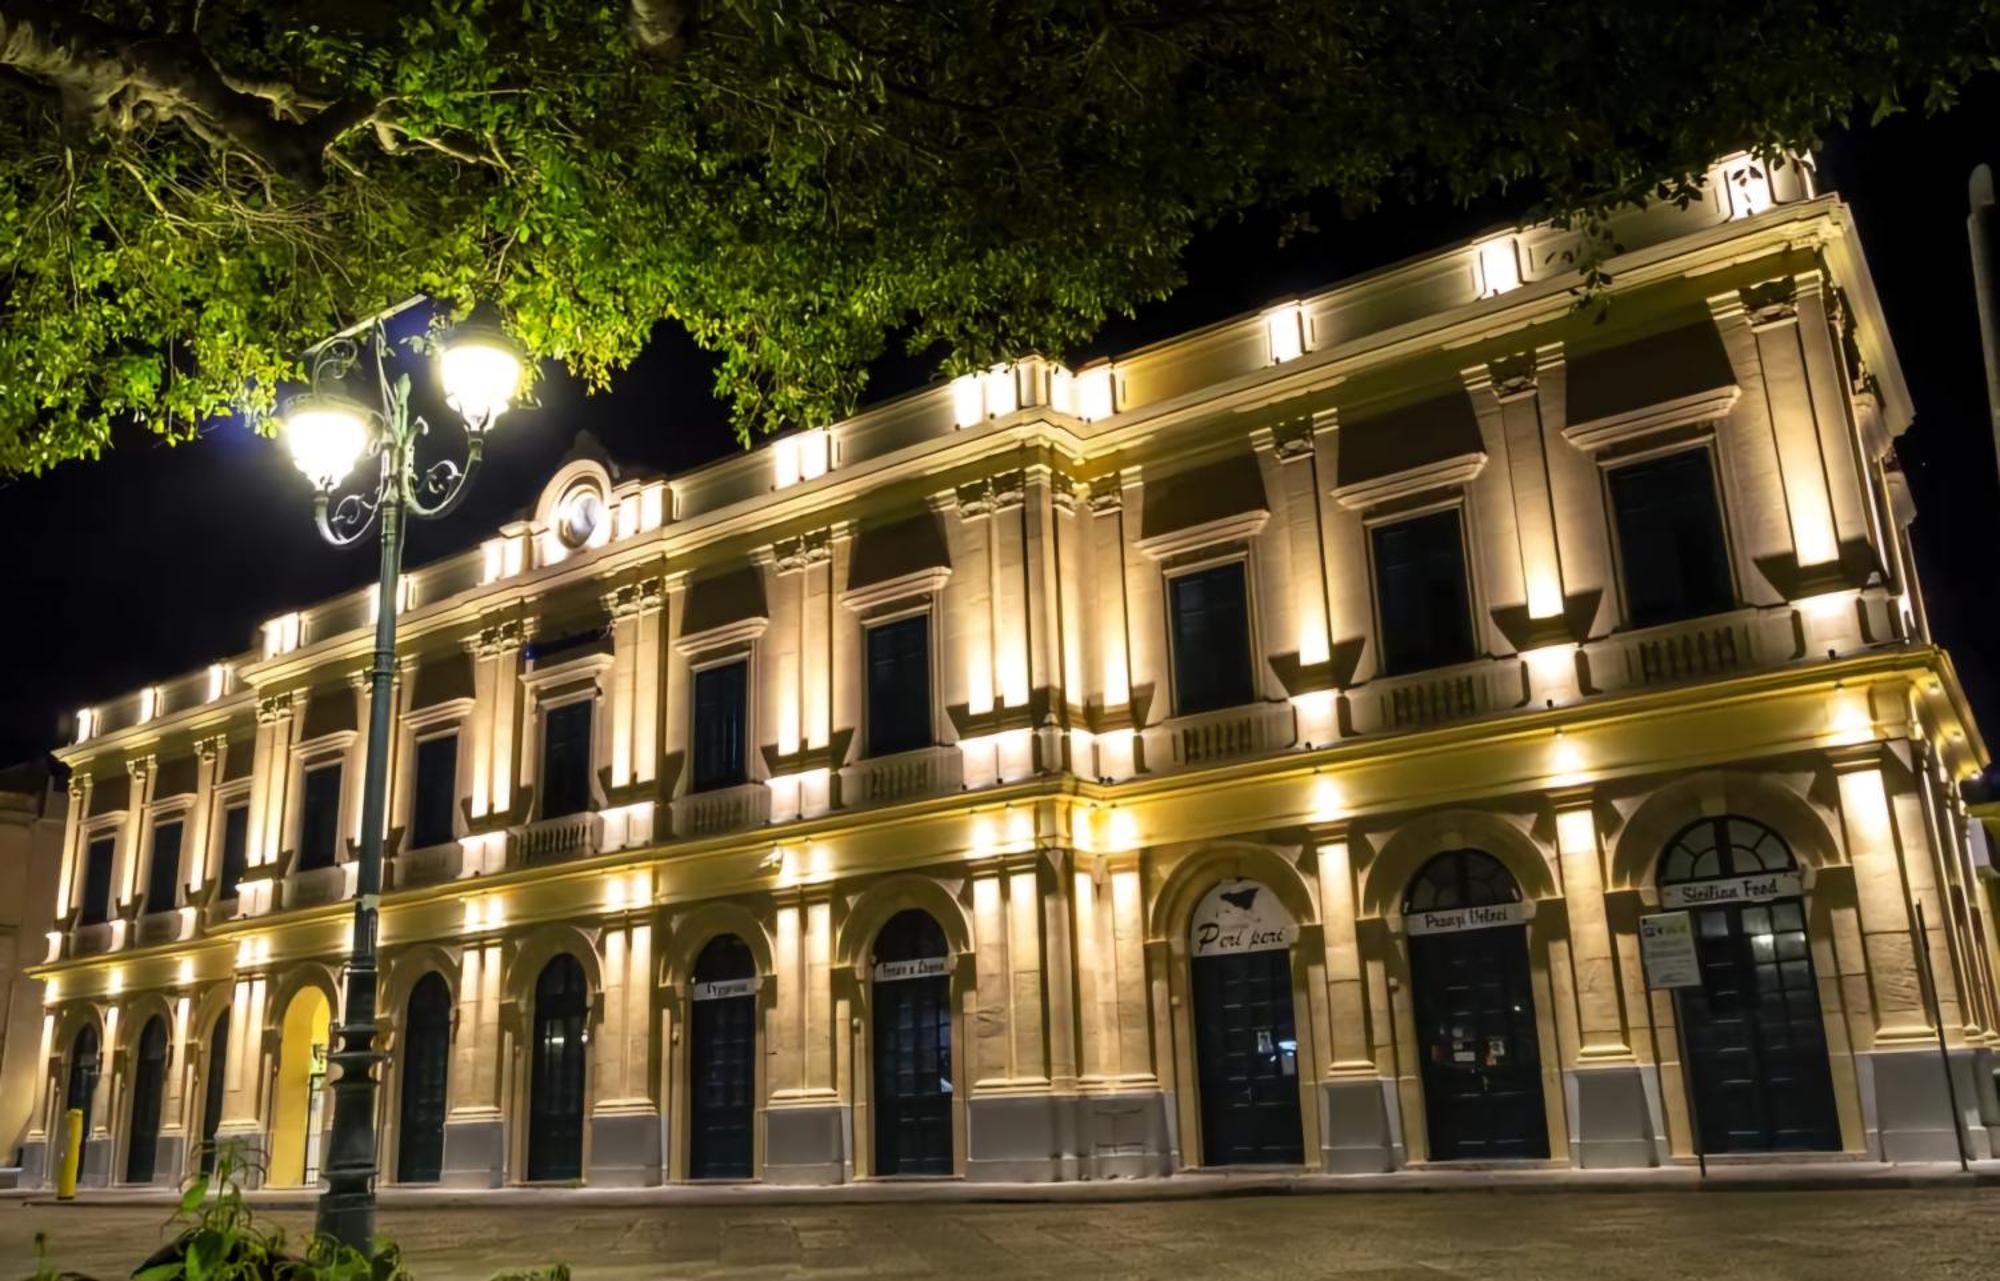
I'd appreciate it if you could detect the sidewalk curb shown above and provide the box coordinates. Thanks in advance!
[12,1162,2000,1211]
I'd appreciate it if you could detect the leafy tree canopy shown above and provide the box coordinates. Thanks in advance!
[0,0,1993,472]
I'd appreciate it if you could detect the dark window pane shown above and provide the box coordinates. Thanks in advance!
[410,734,459,849]
[79,836,115,925]
[541,701,594,818]
[1609,450,1734,628]
[145,821,182,913]
[1372,510,1476,675]
[218,805,249,900]
[692,661,749,791]
[298,763,343,871]
[1169,562,1254,715]
[866,616,931,757]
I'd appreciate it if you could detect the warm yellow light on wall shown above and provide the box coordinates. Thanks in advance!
[772,428,831,489]
[1828,684,1874,746]
[1311,774,1345,823]
[74,707,96,743]
[1106,808,1141,852]
[1264,303,1306,364]
[137,685,159,723]
[1292,690,1337,746]
[261,612,302,660]
[1548,730,1589,788]
[43,979,59,1005]
[1074,364,1116,421]
[207,663,231,702]
[108,967,125,996]
[176,957,196,987]
[1477,236,1522,298]
[1555,805,1596,855]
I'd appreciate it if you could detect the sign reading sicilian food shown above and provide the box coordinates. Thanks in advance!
[871,955,951,983]
[1403,900,1529,937]
[1190,880,1297,957]
[691,977,761,1002]
[1657,871,1802,910]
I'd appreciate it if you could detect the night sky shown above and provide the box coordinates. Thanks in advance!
[5,81,2000,771]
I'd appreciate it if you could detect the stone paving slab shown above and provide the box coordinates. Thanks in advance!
[10,1186,2000,1281]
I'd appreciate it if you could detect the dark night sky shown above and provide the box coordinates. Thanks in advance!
[5,82,2000,769]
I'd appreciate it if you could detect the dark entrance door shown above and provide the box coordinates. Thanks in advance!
[124,1016,169,1183]
[199,1011,229,1176]
[398,972,452,1183]
[871,910,952,1176]
[689,935,758,1179]
[1661,817,1840,1153]
[1404,850,1548,1161]
[1189,879,1303,1166]
[528,954,588,1181]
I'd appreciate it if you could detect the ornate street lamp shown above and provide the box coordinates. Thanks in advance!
[278,302,522,1253]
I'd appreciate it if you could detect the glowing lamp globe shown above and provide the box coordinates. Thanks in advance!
[281,392,373,492]
[438,317,523,431]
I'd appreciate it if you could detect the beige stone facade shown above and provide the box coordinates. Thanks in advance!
[15,155,2000,1190]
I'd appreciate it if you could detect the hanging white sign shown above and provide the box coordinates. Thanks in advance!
[1639,911,1702,990]
[872,955,951,983]
[1190,880,1297,958]
[1404,900,1528,937]
[1658,870,1802,910]
[691,977,761,1002]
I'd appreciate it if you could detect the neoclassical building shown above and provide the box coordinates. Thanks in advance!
[15,156,2000,1191]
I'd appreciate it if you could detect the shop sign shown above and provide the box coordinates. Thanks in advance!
[872,956,951,983]
[1658,870,1802,910]
[1190,880,1296,958]
[691,977,760,1002]
[1639,911,1702,990]
[1404,900,1528,937]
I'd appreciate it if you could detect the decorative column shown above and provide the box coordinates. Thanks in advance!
[213,970,271,1185]
[187,738,225,896]
[765,888,843,1184]
[463,617,529,869]
[1066,850,1168,1176]
[1254,421,1336,742]
[964,850,1059,1180]
[116,757,155,919]
[590,885,660,1186]
[1116,468,1164,769]
[442,932,506,1187]
[54,773,92,926]
[1310,824,1398,1170]
[1309,409,1377,699]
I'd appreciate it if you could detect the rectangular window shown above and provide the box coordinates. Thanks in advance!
[541,700,594,818]
[1372,508,1477,675]
[79,835,115,926]
[218,804,249,900]
[297,762,344,871]
[1608,449,1735,629]
[1168,561,1255,715]
[145,820,183,913]
[865,614,932,758]
[410,733,459,849]
[692,660,749,792]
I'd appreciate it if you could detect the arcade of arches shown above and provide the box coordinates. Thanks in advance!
[22,762,2000,1188]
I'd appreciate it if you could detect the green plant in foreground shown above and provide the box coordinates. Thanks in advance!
[25,1142,566,1281]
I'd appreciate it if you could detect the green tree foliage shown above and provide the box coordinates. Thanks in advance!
[0,0,1993,471]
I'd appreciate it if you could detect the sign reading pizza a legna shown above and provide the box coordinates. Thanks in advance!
[1190,879,1297,958]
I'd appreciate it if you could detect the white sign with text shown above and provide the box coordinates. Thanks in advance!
[1658,870,1801,910]
[1403,900,1529,937]
[872,956,951,983]
[1639,911,1703,990]
[1190,880,1297,958]
[691,977,761,1002]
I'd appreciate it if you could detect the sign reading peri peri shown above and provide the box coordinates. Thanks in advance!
[1190,879,1296,958]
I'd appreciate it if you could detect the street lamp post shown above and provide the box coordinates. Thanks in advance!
[278,304,522,1253]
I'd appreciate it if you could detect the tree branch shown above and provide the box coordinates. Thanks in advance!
[0,0,373,185]
[629,0,690,62]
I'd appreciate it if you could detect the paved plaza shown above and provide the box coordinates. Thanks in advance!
[8,1186,2000,1280]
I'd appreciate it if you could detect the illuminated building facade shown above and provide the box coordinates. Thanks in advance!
[15,156,2000,1190]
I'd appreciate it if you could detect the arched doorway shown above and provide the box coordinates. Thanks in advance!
[268,987,331,1187]
[688,935,758,1179]
[63,1023,100,1137]
[1189,879,1303,1165]
[527,954,588,1181]
[1403,850,1548,1161]
[870,909,952,1176]
[1658,816,1839,1152]
[198,1010,229,1176]
[397,973,452,1183]
[124,1016,170,1183]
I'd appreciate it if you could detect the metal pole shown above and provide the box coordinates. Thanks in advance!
[1670,988,1706,1179]
[1969,165,2000,491]
[314,446,404,1251]
[1911,900,1971,1172]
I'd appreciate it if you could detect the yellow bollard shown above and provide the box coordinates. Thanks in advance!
[54,1108,82,1201]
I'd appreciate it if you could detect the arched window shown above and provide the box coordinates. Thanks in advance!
[688,935,759,1180]
[398,972,453,1183]
[870,910,951,1176]
[64,1023,99,1121]
[1404,848,1522,914]
[874,909,948,966]
[199,1010,229,1176]
[528,954,589,1181]
[125,1016,169,1183]
[1658,816,1796,885]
